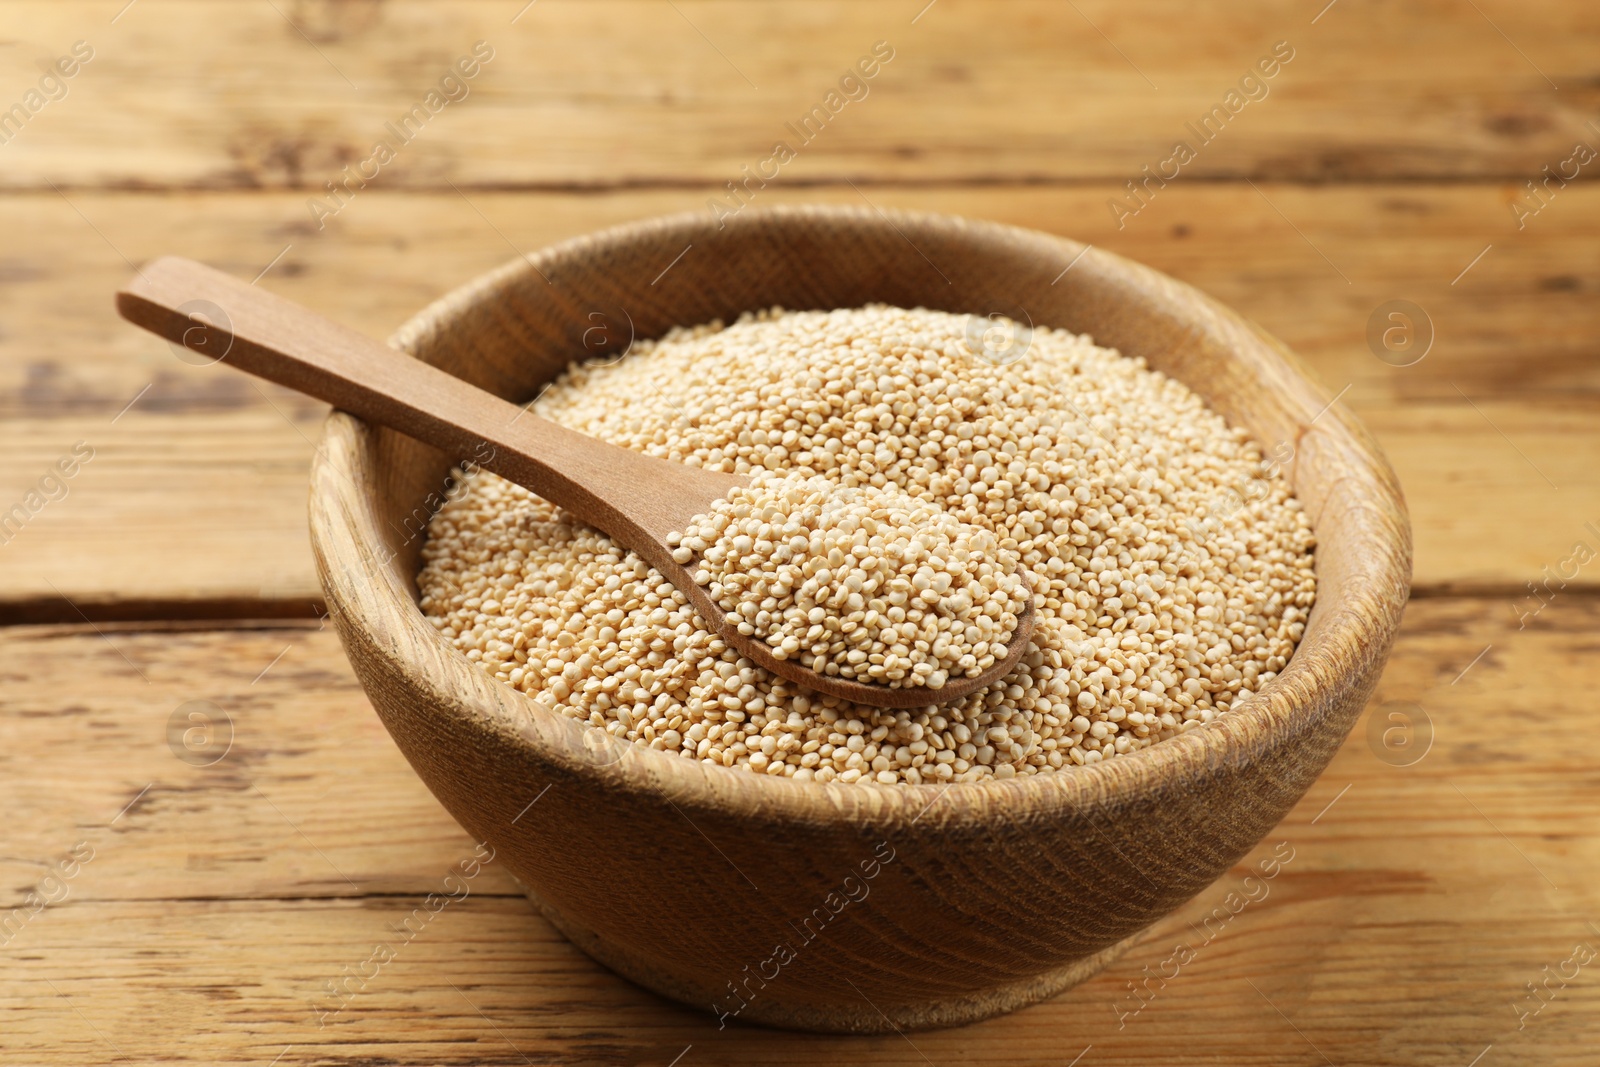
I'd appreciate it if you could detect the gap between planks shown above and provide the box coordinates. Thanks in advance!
[10,174,1571,196]
[6,586,1600,628]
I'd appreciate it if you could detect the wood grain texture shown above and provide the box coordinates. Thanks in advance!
[8,185,1600,413]
[3,598,1596,1063]
[0,184,1595,614]
[2,0,1596,1051]
[302,205,1409,1029]
[2,0,1597,189]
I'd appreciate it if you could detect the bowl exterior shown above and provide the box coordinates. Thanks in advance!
[309,206,1411,1032]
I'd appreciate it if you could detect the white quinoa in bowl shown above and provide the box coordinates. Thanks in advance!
[417,305,1316,785]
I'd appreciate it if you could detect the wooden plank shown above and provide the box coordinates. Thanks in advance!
[2,599,1597,1063]
[1,184,1594,610]
[0,0,1596,189]
[8,185,1597,411]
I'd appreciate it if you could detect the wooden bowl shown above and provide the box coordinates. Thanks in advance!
[308,206,1411,1033]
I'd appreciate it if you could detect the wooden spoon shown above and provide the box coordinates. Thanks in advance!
[116,256,1035,707]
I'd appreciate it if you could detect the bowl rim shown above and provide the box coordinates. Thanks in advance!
[310,203,1412,830]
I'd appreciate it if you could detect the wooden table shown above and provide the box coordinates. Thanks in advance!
[3,2,1597,1063]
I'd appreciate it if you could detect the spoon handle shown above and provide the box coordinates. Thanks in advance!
[115,256,719,541]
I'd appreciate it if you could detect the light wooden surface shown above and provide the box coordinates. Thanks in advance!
[4,0,1598,187]
[3,601,1596,1063]
[2,0,1597,1061]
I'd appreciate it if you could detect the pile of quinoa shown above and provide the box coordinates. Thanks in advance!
[669,473,1028,690]
[418,306,1316,785]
